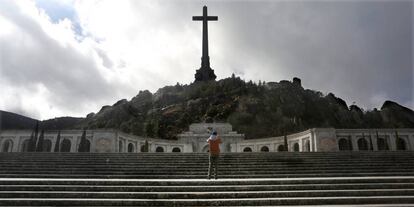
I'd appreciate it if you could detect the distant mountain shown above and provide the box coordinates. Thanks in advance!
[0,110,38,129]
[40,117,84,130]
[1,76,413,139]
[0,110,83,131]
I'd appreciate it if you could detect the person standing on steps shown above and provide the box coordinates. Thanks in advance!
[207,130,221,179]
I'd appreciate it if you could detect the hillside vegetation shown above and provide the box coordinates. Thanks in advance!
[78,76,414,139]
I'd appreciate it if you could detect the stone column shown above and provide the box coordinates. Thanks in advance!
[402,135,411,151]
[91,132,96,153]
[297,139,302,152]
[351,134,359,151]
[50,134,57,152]
[70,137,77,152]
[410,134,414,151]
[123,140,126,152]
[310,130,316,152]
[13,136,20,152]
[370,131,378,151]
[388,132,397,151]
[116,136,119,152]
[230,143,236,152]
[16,137,23,152]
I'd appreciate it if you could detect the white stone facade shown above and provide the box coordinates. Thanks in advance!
[231,128,414,152]
[1,124,414,153]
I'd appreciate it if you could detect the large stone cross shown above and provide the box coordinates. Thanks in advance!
[193,6,217,82]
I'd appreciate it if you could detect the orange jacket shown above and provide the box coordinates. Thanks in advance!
[208,137,222,155]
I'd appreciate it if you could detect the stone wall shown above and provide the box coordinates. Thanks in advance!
[1,126,414,153]
[335,128,414,151]
[233,129,314,152]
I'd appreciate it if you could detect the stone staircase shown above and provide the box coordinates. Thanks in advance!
[0,152,413,206]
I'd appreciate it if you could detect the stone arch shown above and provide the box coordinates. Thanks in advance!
[260,146,269,152]
[118,141,123,152]
[358,138,368,151]
[338,138,351,151]
[397,137,407,150]
[128,143,134,153]
[1,139,13,152]
[156,146,164,152]
[172,147,181,152]
[61,139,71,152]
[243,147,252,152]
[42,140,52,152]
[277,144,286,152]
[21,139,30,152]
[293,143,300,152]
[304,140,311,152]
[377,138,389,151]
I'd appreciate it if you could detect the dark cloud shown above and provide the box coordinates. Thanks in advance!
[205,1,413,109]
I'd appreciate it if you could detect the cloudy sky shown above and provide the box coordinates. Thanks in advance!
[0,0,412,120]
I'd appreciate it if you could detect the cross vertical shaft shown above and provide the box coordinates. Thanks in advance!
[202,6,209,66]
[193,6,218,82]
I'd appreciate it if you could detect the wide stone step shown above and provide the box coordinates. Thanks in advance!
[1,153,413,160]
[1,170,414,176]
[1,170,413,178]
[2,173,414,179]
[3,183,414,192]
[2,160,413,164]
[0,167,412,172]
[2,151,412,155]
[2,162,413,167]
[2,189,414,199]
[1,196,414,206]
[1,155,412,159]
[2,160,412,165]
[1,160,412,165]
[3,155,413,159]
[2,177,413,185]
[1,164,413,170]
[0,165,412,172]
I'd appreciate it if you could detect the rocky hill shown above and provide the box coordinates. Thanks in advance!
[2,76,414,139]
[75,76,414,139]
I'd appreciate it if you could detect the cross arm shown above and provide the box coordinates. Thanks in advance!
[192,16,218,21]
[192,16,203,21]
[207,16,218,21]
